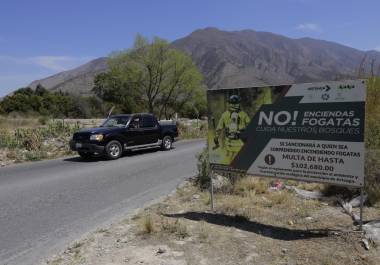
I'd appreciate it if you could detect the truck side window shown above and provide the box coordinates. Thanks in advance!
[141,115,156,128]
[130,116,141,129]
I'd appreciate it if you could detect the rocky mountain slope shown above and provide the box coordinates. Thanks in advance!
[28,28,380,94]
[29,57,108,95]
[172,28,380,88]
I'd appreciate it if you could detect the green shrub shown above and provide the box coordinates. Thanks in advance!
[38,116,50,125]
[364,77,380,204]
[365,150,380,205]
[365,77,380,149]
[196,148,210,189]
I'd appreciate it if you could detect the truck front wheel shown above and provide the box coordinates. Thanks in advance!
[105,140,123,160]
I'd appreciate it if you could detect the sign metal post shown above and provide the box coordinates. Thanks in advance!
[359,187,364,230]
[210,170,215,211]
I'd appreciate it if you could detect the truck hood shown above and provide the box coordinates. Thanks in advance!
[78,127,121,134]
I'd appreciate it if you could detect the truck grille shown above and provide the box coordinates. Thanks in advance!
[73,132,91,141]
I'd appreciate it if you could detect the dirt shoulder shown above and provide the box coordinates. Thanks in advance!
[45,178,380,265]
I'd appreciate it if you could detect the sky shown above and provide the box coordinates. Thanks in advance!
[0,0,379,96]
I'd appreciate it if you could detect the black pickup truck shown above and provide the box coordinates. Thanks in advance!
[70,113,178,159]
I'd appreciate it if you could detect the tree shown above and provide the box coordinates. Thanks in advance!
[93,72,142,113]
[0,86,106,118]
[93,34,205,119]
[35,84,48,96]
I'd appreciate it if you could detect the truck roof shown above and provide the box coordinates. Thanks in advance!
[110,113,154,118]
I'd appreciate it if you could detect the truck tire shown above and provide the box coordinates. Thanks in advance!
[161,135,173,151]
[78,151,93,159]
[105,140,123,160]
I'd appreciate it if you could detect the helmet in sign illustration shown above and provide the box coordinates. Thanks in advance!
[228,95,241,112]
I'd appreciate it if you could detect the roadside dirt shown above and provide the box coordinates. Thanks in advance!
[45,179,380,265]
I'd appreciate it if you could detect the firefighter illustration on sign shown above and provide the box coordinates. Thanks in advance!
[213,95,250,164]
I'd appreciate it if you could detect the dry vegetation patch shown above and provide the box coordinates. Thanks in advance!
[47,178,380,265]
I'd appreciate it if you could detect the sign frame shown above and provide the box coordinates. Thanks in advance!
[207,79,366,188]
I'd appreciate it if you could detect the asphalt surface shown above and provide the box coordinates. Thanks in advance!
[0,139,205,265]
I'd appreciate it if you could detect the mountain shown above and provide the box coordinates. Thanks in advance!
[172,28,380,88]
[27,28,380,94]
[29,57,108,95]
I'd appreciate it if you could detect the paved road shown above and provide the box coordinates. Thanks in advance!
[0,139,205,265]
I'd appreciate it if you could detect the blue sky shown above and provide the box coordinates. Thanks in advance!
[0,0,379,96]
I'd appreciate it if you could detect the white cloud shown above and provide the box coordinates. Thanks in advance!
[28,56,93,71]
[0,55,93,71]
[296,23,322,33]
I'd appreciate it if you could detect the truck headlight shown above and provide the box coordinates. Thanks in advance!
[90,134,104,141]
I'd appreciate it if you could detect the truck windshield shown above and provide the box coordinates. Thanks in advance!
[101,116,130,128]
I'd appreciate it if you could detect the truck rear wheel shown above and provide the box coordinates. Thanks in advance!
[161,136,172,151]
[105,140,123,160]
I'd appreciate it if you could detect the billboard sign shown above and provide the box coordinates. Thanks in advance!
[207,80,366,187]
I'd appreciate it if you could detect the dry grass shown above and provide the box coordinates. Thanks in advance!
[266,190,292,206]
[177,120,208,139]
[365,150,380,205]
[160,218,189,238]
[49,180,380,265]
[297,200,319,218]
[295,182,325,191]
[139,213,190,239]
[140,214,155,234]
[216,194,252,214]
[0,116,41,130]
[47,257,64,265]
[233,176,268,196]
[197,220,210,242]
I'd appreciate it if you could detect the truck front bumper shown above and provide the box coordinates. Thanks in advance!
[69,140,105,153]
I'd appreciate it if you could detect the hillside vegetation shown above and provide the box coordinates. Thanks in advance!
[0,85,105,118]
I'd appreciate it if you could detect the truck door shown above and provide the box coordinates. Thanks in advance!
[124,114,143,146]
[141,114,160,144]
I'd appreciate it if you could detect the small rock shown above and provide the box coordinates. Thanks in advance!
[192,194,200,200]
[363,220,380,245]
[156,248,166,255]
[350,195,368,208]
[281,248,288,254]
[305,216,313,221]
[361,239,370,250]
[212,173,231,191]
[288,220,294,226]
[173,240,186,245]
